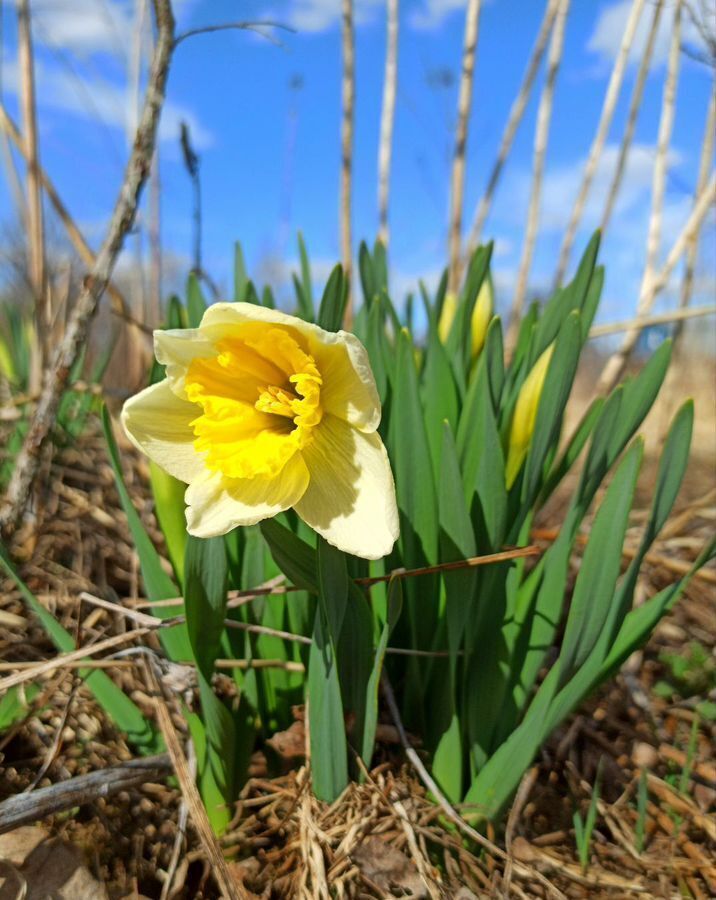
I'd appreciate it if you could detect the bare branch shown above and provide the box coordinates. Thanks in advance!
[173,20,294,48]
[447,0,482,293]
[466,0,559,254]
[0,0,176,535]
[377,0,399,249]
[554,0,646,285]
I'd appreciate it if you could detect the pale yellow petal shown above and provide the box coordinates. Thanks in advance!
[199,302,381,432]
[185,454,310,538]
[295,415,399,560]
[154,328,216,397]
[121,379,205,483]
[505,343,554,488]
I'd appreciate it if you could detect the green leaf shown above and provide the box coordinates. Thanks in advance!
[318,265,347,332]
[234,242,249,302]
[186,272,207,327]
[0,683,40,731]
[184,536,236,809]
[361,577,402,767]
[308,605,348,801]
[297,232,314,317]
[261,519,318,593]
[0,539,158,751]
[149,461,187,587]
[101,405,191,661]
[539,398,604,506]
[558,439,643,683]
[421,330,459,476]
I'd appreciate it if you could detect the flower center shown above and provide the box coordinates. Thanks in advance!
[184,325,323,480]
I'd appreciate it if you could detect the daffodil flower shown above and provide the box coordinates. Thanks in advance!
[122,303,399,559]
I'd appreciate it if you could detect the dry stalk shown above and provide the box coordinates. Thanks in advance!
[16,0,47,334]
[379,673,567,900]
[589,303,716,338]
[447,0,482,293]
[0,100,138,331]
[377,0,398,249]
[599,0,665,234]
[554,0,646,285]
[0,0,175,535]
[672,88,716,352]
[340,0,355,326]
[466,0,559,253]
[598,0,684,393]
[143,659,247,900]
[508,0,570,349]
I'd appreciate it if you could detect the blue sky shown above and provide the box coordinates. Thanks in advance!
[0,0,714,331]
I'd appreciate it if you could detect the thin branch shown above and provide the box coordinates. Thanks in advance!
[377,0,398,249]
[128,545,541,611]
[0,0,176,535]
[597,173,715,392]
[597,1,685,393]
[589,303,716,338]
[508,0,571,348]
[447,0,482,294]
[340,0,355,325]
[466,0,559,254]
[173,20,294,48]
[599,0,665,234]
[554,0,646,285]
[672,89,716,351]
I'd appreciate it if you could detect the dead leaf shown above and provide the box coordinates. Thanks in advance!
[353,835,428,897]
[0,826,107,900]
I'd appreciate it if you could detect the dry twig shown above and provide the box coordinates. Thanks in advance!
[509,0,570,347]
[377,0,398,249]
[0,0,176,535]
[447,0,482,293]
[554,0,646,285]
[466,0,559,254]
[340,0,355,325]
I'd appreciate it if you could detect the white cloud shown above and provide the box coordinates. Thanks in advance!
[409,0,469,30]
[31,0,198,56]
[500,142,683,234]
[4,55,213,150]
[281,0,383,33]
[587,0,710,67]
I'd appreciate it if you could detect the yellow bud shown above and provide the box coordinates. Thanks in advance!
[470,277,493,360]
[437,291,457,344]
[505,343,554,489]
